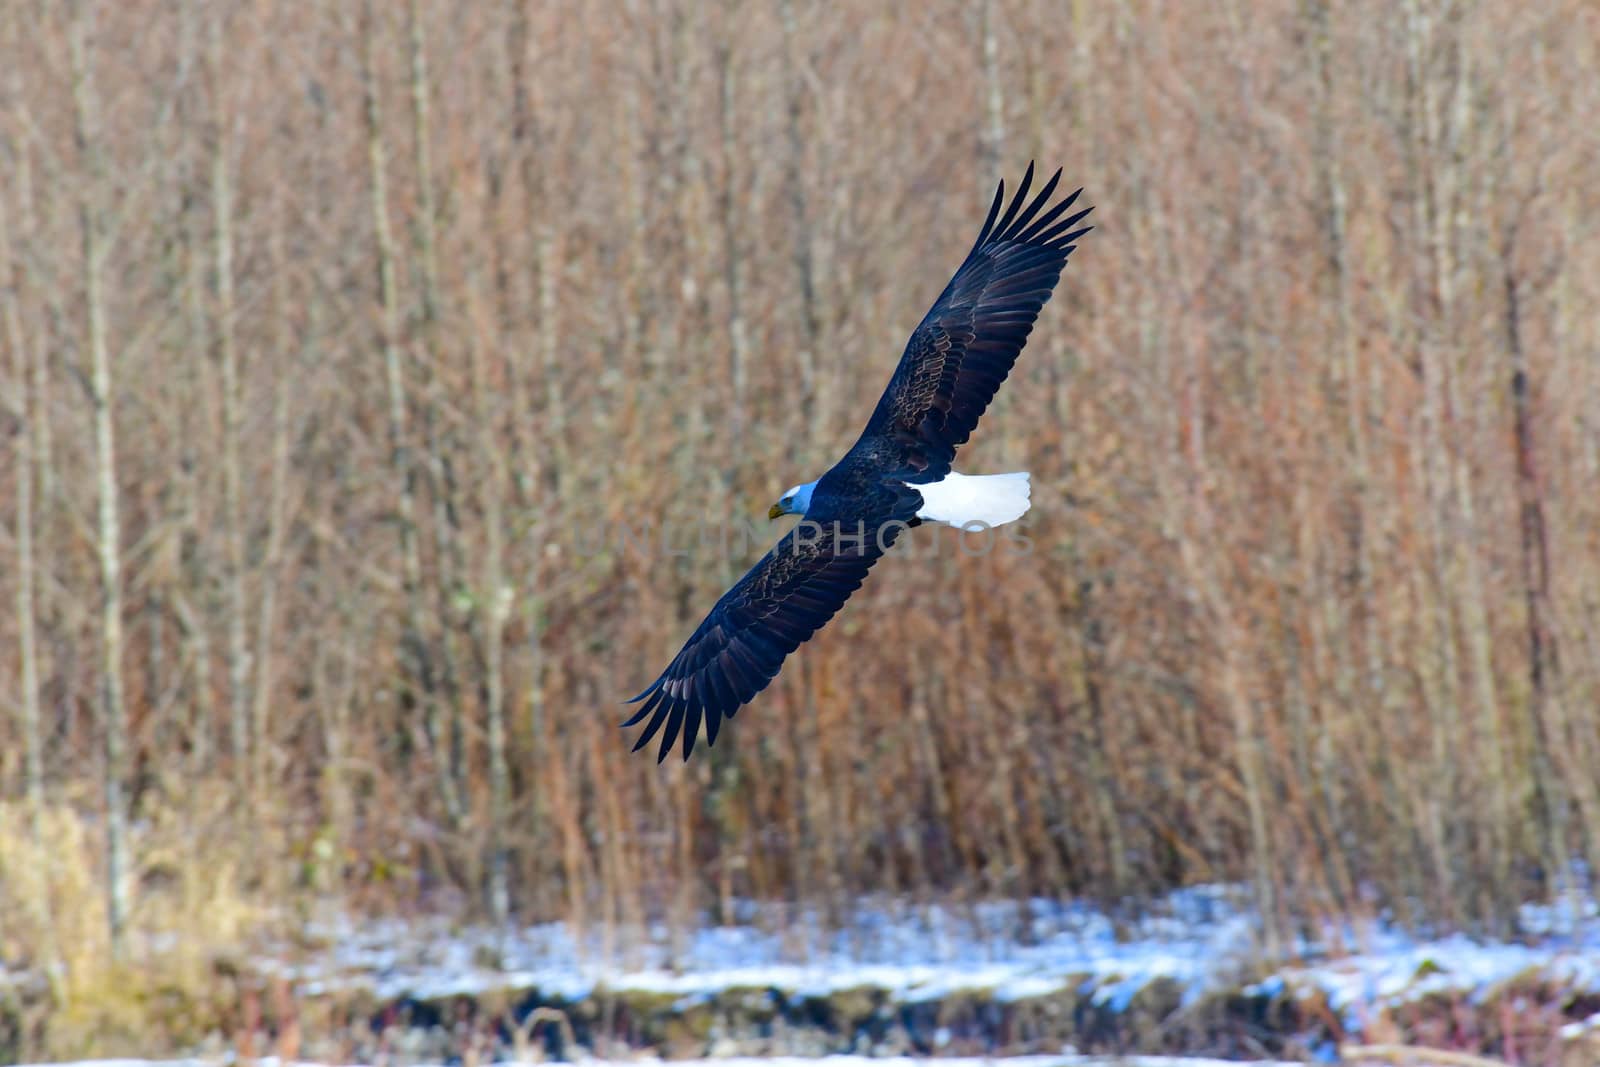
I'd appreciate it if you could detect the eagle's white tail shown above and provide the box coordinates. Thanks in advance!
[913,471,1032,529]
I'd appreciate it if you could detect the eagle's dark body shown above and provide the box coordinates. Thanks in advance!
[625,165,1093,761]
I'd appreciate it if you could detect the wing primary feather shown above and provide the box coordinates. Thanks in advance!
[1038,207,1095,246]
[655,694,686,764]
[630,696,673,754]
[708,662,738,715]
[1005,167,1062,239]
[1015,185,1082,243]
[703,684,725,747]
[989,161,1035,242]
[718,650,756,704]
[1056,226,1093,248]
[620,687,665,728]
[681,700,703,761]
[969,177,1007,252]
[726,643,770,698]
[623,677,661,704]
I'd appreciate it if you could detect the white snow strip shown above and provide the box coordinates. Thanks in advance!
[260,888,1259,1008]
[247,884,1600,1028]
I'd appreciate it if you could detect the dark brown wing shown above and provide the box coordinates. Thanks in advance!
[623,504,912,762]
[852,163,1093,482]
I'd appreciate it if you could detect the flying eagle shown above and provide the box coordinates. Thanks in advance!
[625,164,1092,761]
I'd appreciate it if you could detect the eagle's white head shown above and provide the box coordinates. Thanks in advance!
[769,480,817,520]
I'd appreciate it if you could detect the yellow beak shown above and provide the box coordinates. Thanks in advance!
[768,503,785,520]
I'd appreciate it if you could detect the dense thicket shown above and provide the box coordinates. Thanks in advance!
[3,0,1598,973]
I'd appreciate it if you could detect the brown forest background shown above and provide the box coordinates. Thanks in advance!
[2,0,1599,994]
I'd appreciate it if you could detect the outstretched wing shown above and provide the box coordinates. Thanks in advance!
[854,163,1093,482]
[623,504,913,762]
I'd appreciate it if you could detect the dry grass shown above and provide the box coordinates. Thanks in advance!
[0,794,267,1057]
[1,0,1598,1046]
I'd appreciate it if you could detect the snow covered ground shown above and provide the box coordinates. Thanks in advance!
[265,884,1600,1028]
[1269,893,1600,1031]
[10,886,1597,1064]
[273,887,1252,1008]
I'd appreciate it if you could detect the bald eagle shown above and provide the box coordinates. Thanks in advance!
[625,164,1093,761]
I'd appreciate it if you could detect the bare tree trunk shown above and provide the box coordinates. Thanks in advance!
[979,0,1006,192]
[777,0,823,435]
[357,0,462,827]
[407,0,442,332]
[407,0,469,828]
[619,0,654,394]
[3,18,64,915]
[1076,574,1131,898]
[208,11,252,802]
[312,634,349,897]
[5,2,56,530]
[1400,0,1467,918]
[508,0,566,490]
[978,0,1024,467]
[497,0,551,906]
[71,0,131,958]
[469,285,512,923]
[1501,228,1597,887]
[250,206,300,794]
[713,22,749,468]
[1,155,52,963]
[177,51,215,775]
[535,233,562,489]
[1301,0,1362,919]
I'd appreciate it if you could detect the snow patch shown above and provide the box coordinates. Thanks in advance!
[263,888,1256,1009]
[245,883,1600,1034]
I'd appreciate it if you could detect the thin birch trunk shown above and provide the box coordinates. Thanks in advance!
[176,44,215,775]
[508,0,566,489]
[620,0,653,392]
[777,0,822,435]
[979,0,1006,193]
[209,12,252,800]
[5,7,57,540]
[408,0,441,330]
[1502,230,1597,889]
[469,282,512,923]
[1,160,53,966]
[1401,0,1465,914]
[535,228,561,487]
[357,0,462,826]
[71,0,131,958]
[501,0,549,898]
[407,0,469,826]
[713,27,749,467]
[6,15,63,880]
[249,208,301,790]
[1433,37,1506,917]
[1302,0,1362,916]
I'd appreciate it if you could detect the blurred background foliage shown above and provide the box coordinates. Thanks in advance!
[1,0,1598,991]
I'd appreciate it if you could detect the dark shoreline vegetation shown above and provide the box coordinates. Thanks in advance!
[2,0,1599,1061]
